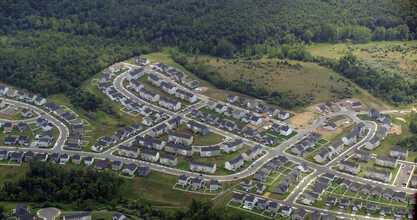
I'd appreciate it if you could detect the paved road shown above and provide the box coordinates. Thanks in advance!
[1,99,69,151]
[37,208,60,220]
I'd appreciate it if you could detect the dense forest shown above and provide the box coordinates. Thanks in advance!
[0,161,124,208]
[0,162,259,219]
[1,0,416,98]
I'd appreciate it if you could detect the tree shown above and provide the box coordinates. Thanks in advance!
[282,33,296,45]
[303,30,313,43]
[214,39,235,58]
[397,24,410,41]
[352,26,372,43]
[373,26,386,41]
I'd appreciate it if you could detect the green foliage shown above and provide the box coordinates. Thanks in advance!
[0,161,124,209]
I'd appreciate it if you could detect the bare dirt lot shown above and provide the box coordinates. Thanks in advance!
[288,110,320,129]
[390,123,402,135]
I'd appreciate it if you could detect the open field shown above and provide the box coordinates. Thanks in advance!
[307,41,417,80]
[188,54,355,106]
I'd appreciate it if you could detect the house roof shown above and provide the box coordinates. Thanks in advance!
[390,147,408,154]
[190,160,215,168]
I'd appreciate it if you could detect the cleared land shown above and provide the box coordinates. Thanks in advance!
[188,55,354,106]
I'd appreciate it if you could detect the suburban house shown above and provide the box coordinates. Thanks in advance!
[351,101,362,109]
[168,132,193,146]
[190,161,216,174]
[148,123,168,138]
[232,193,246,204]
[323,122,337,130]
[112,160,124,171]
[178,175,191,187]
[3,122,13,133]
[364,136,380,150]
[369,108,380,118]
[225,155,244,171]
[148,73,163,87]
[175,89,197,103]
[192,177,205,190]
[159,97,181,111]
[209,179,221,192]
[339,160,360,174]
[84,156,94,166]
[141,149,160,162]
[164,142,194,156]
[227,94,238,103]
[139,88,160,103]
[63,212,92,220]
[137,166,151,177]
[242,145,262,161]
[126,67,145,81]
[35,97,47,106]
[200,146,221,157]
[342,132,357,145]
[21,108,35,118]
[278,111,290,120]
[375,155,397,169]
[354,150,372,163]
[390,147,408,160]
[118,145,140,158]
[136,136,166,150]
[165,116,182,130]
[376,127,389,140]
[253,171,268,182]
[187,120,210,135]
[122,163,138,176]
[243,195,258,209]
[365,167,392,183]
[160,81,177,95]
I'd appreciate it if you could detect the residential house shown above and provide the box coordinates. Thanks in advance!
[255,183,266,194]
[3,122,13,133]
[112,160,123,171]
[35,97,46,106]
[4,135,18,145]
[242,145,262,161]
[84,156,94,166]
[232,193,245,204]
[148,73,162,86]
[376,127,389,140]
[72,154,82,164]
[243,195,258,209]
[227,94,238,103]
[21,108,35,118]
[365,167,392,183]
[63,212,91,220]
[240,179,252,191]
[215,103,227,114]
[17,122,27,132]
[278,111,290,120]
[292,208,307,220]
[280,125,292,136]
[175,89,197,103]
[160,81,177,95]
[339,160,360,174]
[148,123,168,138]
[200,146,221,157]
[255,104,267,113]
[323,122,337,130]
[136,136,166,150]
[267,107,279,118]
[253,171,268,182]
[209,179,221,192]
[191,177,205,190]
[390,147,408,160]
[340,179,352,189]
[164,142,194,156]
[113,213,128,220]
[118,145,140,158]
[178,175,191,187]
[375,155,397,169]
[224,155,244,171]
[382,188,394,199]
[10,152,24,163]
[137,166,150,177]
[232,109,245,120]
[369,108,380,118]
[0,150,8,161]
[351,101,362,109]
[393,191,407,202]
[366,203,377,214]
[394,208,406,219]
[190,161,216,174]
[246,100,258,110]
[140,149,159,162]
[380,206,393,216]
[342,132,357,145]
[169,132,193,146]
[187,120,210,135]
[159,97,181,111]
[364,136,380,150]
[326,197,337,207]
[139,88,160,103]
[281,206,293,217]
[257,199,269,211]
[267,202,280,215]
[165,116,182,130]
[354,150,372,163]
[122,163,138,176]
[371,186,383,197]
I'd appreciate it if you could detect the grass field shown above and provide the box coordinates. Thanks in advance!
[188,54,356,106]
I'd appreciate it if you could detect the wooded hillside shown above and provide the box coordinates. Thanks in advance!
[0,0,416,95]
